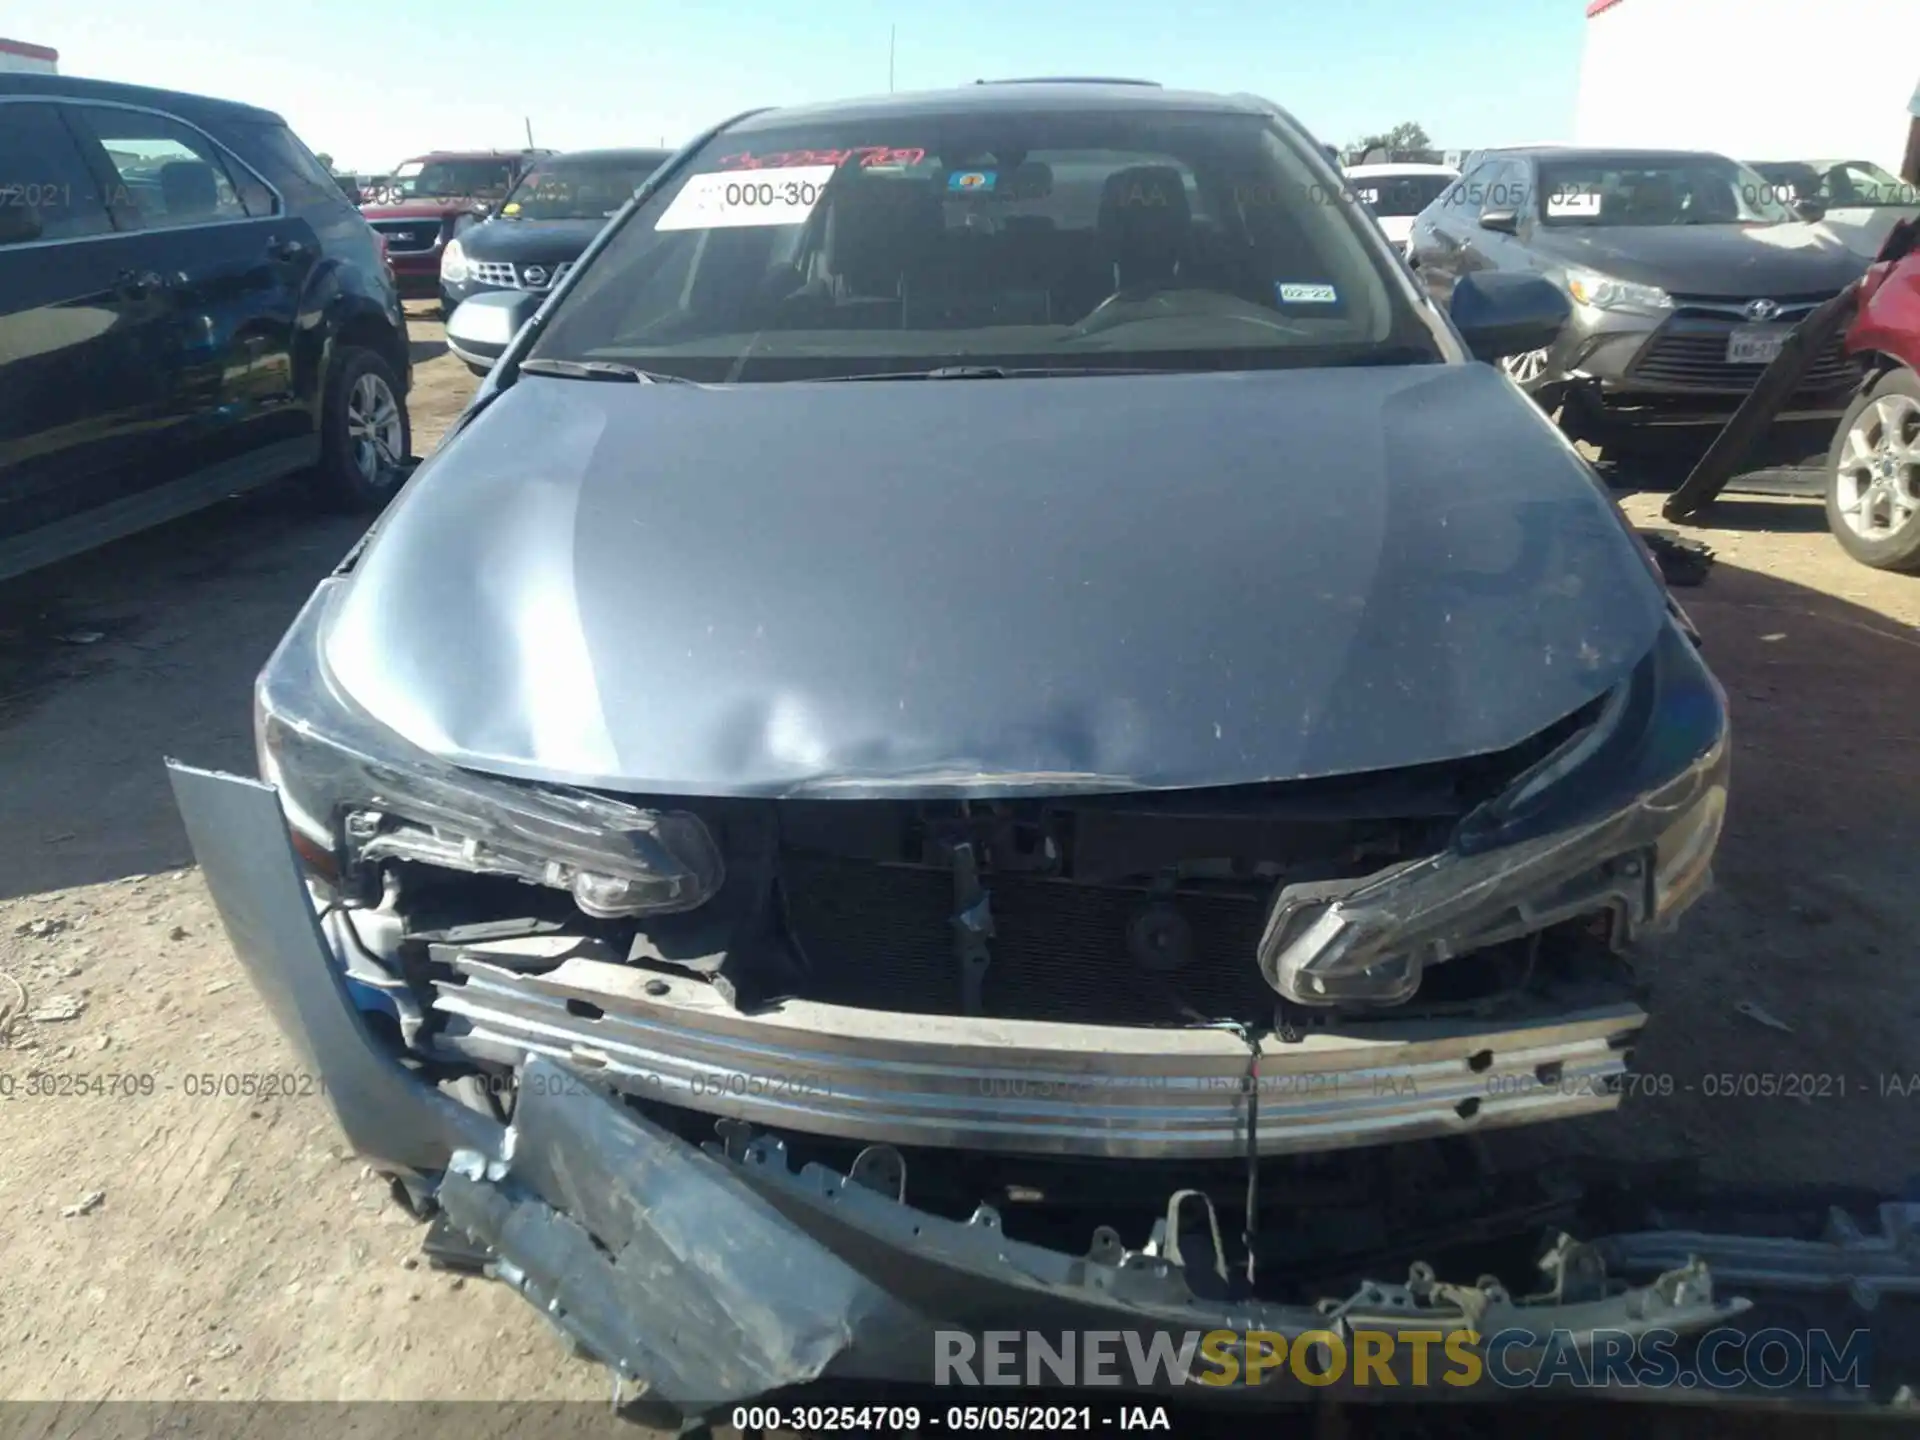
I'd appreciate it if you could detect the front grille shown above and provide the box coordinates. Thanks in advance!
[371,219,440,253]
[463,259,573,291]
[782,852,1276,1026]
[1629,326,1856,394]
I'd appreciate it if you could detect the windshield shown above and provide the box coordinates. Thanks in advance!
[1351,172,1455,218]
[500,153,673,220]
[391,157,517,200]
[1537,156,1797,227]
[1755,159,1918,209]
[528,109,1441,383]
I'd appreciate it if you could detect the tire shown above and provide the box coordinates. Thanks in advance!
[311,345,412,512]
[1825,365,1920,571]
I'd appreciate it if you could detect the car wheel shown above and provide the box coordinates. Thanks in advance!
[1825,366,1920,571]
[1499,347,1552,386]
[311,346,412,512]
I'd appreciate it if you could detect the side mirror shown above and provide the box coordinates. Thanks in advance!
[445,289,542,373]
[1478,208,1520,235]
[1794,198,1827,222]
[1450,271,1570,361]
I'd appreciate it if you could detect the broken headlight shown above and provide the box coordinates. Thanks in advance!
[1260,618,1728,1007]
[255,580,723,918]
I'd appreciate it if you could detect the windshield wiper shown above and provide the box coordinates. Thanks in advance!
[516,358,694,385]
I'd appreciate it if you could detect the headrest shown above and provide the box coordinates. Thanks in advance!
[160,161,220,216]
[1097,165,1191,237]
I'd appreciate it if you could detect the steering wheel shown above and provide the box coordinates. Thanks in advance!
[1066,284,1193,338]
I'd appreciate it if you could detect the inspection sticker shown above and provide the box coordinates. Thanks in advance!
[1276,282,1338,304]
[655,165,837,231]
[949,169,997,193]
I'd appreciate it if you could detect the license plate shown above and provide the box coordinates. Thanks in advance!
[1727,326,1787,364]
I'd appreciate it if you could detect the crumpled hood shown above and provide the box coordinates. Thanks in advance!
[1529,222,1868,297]
[322,364,1669,798]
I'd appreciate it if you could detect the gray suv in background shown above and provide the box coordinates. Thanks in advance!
[1408,147,1869,457]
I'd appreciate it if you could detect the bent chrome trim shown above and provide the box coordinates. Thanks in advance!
[430,953,1645,1159]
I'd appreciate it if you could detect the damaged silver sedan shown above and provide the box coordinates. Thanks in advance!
[171,79,1735,1418]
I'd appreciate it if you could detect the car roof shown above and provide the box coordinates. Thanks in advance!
[726,80,1277,134]
[1499,147,1736,164]
[406,149,547,161]
[0,72,284,126]
[1344,163,1459,178]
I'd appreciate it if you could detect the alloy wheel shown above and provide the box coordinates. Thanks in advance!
[1833,393,1920,540]
[1500,348,1552,386]
[347,372,405,488]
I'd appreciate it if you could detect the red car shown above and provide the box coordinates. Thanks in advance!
[1829,218,1920,570]
[360,149,551,303]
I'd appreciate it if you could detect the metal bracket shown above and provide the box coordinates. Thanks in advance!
[1143,1188,1230,1284]
[950,842,995,1016]
[849,1144,908,1203]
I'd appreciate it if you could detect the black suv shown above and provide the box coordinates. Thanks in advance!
[0,75,412,581]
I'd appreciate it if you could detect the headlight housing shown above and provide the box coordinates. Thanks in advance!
[1260,619,1728,1007]
[440,237,469,284]
[256,581,723,918]
[1566,266,1673,316]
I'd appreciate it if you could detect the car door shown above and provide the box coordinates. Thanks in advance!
[1410,158,1500,303]
[65,102,319,486]
[1447,159,1531,290]
[0,98,178,571]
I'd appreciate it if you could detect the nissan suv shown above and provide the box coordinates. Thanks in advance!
[0,74,412,580]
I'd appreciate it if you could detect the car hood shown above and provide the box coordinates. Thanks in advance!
[321,364,1670,798]
[1529,222,1868,297]
[461,217,608,265]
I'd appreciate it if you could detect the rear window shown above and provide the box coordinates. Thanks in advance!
[394,158,516,200]
[1352,172,1456,218]
[531,107,1442,382]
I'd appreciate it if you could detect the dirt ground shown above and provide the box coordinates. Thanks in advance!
[1,313,1916,1401]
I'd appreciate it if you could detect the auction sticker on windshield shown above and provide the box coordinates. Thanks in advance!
[655,165,836,231]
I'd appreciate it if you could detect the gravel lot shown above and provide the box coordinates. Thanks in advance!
[2,310,1916,1400]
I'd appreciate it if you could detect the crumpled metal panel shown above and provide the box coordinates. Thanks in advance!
[320,363,1668,798]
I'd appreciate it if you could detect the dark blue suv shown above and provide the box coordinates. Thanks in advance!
[0,75,413,580]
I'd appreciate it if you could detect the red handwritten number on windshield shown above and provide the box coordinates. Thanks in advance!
[715,147,926,172]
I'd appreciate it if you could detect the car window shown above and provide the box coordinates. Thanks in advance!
[1439,157,1504,217]
[532,108,1445,383]
[393,158,517,200]
[233,121,339,208]
[1352,172,1456,218]
[70,106,257,228]
[0,102,114,246]
[1538,156,1795,227]
[1820,161,1916,207]
[500,154,674,221]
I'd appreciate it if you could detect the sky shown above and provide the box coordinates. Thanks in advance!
[4,0,1591,173]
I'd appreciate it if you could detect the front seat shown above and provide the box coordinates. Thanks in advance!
[1096,164,1192,291]
[159,160,221,219]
